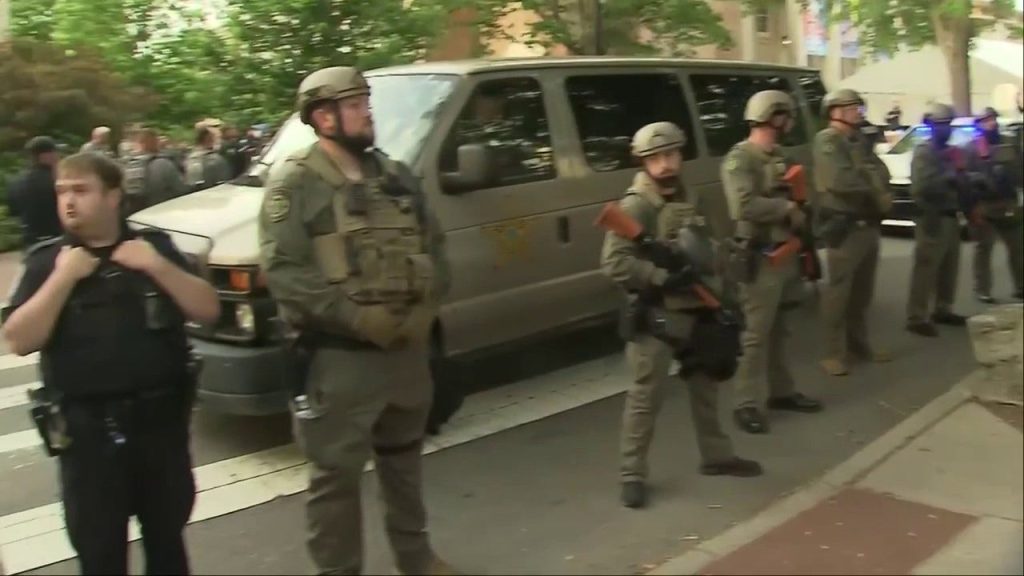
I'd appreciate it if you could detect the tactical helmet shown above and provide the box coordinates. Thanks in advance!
[822,88,865,117]
[744,90,794,124]
[297,66,371,125]
[631,122,687,157]
[923,102,955,124]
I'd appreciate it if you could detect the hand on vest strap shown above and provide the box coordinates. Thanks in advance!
[352,304,406,349]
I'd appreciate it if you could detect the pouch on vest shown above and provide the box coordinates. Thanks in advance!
[312,233,351,284]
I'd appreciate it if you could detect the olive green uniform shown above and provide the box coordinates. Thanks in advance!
[813,127,890,361]
[258,143,449,575]
[965,140,1024,297]
[906,143,963,324]
[601,171,734,482]
[721,142,802,410]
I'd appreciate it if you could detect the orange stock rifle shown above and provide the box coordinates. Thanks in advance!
[768,164,821,281]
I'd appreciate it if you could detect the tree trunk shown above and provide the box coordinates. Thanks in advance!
[932,7,973,116]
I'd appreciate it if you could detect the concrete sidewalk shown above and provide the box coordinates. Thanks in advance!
[650,373,1023,576]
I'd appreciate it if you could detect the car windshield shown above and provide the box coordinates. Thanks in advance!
[243,73,457,184]
[886,125,980,155]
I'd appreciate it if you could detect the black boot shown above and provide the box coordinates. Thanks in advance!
[620,481,647,509]
[932,311,967,326]
[733,407,769,434]
[768,392,823,413]
[906,322,939,337]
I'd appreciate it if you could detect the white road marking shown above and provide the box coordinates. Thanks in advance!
[0,354,631,574]
[0,383,38,412]
[0,354,38,373]
[0,430,40,455]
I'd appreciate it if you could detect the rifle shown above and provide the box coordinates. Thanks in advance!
[595,202,721,309]
[774,165,822,281]
[596,201,744,380]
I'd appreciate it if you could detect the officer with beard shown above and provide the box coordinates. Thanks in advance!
[601,122,762,509]
[906,102,971,336]
[257,67,454,575]
[966,107,1023,303]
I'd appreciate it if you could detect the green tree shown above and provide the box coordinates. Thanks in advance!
[790,0,1022,115]
[492,0,734,56]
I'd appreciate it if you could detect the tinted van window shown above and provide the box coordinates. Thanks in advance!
[565,74,698,170]
[690,73,807,156]
[439,77,555,190]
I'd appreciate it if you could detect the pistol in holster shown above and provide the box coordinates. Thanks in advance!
[618,292,647,342]
[815,208,854,249]
[27,387,71,457]
[184,346,203,408]
[285,332,317,400]
[727,239,761,284]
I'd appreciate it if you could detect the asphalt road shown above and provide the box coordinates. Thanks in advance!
[0,235,1018,575]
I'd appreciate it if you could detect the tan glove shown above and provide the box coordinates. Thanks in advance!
[352,304,407,349]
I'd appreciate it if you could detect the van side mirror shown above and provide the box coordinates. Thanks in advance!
[441,144,492,193]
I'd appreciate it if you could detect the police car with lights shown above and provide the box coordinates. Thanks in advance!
[876,115,1023,229]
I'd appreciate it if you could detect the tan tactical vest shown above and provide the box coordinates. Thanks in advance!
[630,174,721,311]
[732,142,792,244]
[299,148,438,344]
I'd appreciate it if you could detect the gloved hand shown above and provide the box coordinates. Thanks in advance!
[786,202,807,230]
[661,266,700,293]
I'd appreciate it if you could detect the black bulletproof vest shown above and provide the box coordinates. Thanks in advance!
[41,234,190,399]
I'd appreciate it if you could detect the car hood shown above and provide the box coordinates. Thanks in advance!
[129,182,264,266]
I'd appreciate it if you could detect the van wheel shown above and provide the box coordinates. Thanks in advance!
[426,327,465,436]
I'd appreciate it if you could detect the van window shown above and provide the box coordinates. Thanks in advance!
[565,74,697,171]
[439,77,555,189]
[689,73,808,157]
[797,73,828,132]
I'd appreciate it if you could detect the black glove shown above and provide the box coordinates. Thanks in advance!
[661,266,700,293]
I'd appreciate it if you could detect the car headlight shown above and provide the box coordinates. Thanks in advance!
[235,303,255,333]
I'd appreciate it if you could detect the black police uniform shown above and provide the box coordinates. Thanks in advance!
[1,226,198,575]
[7,163,63,246]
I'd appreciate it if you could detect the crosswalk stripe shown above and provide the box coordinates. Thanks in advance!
[0,430,39,455]
[0,354,629,574]
[0,383,39,412]
[0,354,38,373]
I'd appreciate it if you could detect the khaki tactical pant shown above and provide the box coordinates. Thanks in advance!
[295,343,434,575]
[821,225,881,360]
[972,221,1024,296]
[907,217,961,324]
[621,333,734,481]
[733,256,801,410]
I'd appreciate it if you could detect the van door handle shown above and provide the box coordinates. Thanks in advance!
[557,216,570,244]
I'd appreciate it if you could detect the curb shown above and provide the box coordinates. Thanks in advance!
[648,376,974,575]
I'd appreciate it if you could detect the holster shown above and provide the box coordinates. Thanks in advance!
[618,293,646,342]
[727,241,760,284]
[27,387,71,457]
[284,333,317,400]
[816,208,854,249]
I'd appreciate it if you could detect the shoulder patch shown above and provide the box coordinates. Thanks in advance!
[265,190,291,223]
[725,155,741,173]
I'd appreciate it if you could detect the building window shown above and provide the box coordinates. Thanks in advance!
[755,6,770,34]
[565,73,699,171]
[439,77,556,190]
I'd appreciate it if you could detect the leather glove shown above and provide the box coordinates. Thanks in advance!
[661,266,700,293]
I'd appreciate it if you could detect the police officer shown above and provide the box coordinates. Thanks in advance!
[906,103,971,337]
[814,89,893,377]
[7,136,63,247]
[721,91,823,434]
[601,122,762,509]
[257,66,454,575]
[966,107,1023,303]
[0,153,220,575]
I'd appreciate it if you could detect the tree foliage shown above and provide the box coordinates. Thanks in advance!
[783,0,1023,114]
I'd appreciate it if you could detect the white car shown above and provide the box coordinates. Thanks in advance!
[877,116,1022,228]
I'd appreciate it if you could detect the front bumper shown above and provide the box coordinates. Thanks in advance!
[191,338,292,416]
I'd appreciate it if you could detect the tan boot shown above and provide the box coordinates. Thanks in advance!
[820,358,848,376]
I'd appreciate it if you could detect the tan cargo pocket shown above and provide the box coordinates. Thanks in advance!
[406,253,435,301]
[312,233,350,283]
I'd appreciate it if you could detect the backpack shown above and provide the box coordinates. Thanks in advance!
[122,155,155,199]
[185,150,219,192]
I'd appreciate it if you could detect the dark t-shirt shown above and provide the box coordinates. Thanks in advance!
[6,165,62,246]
